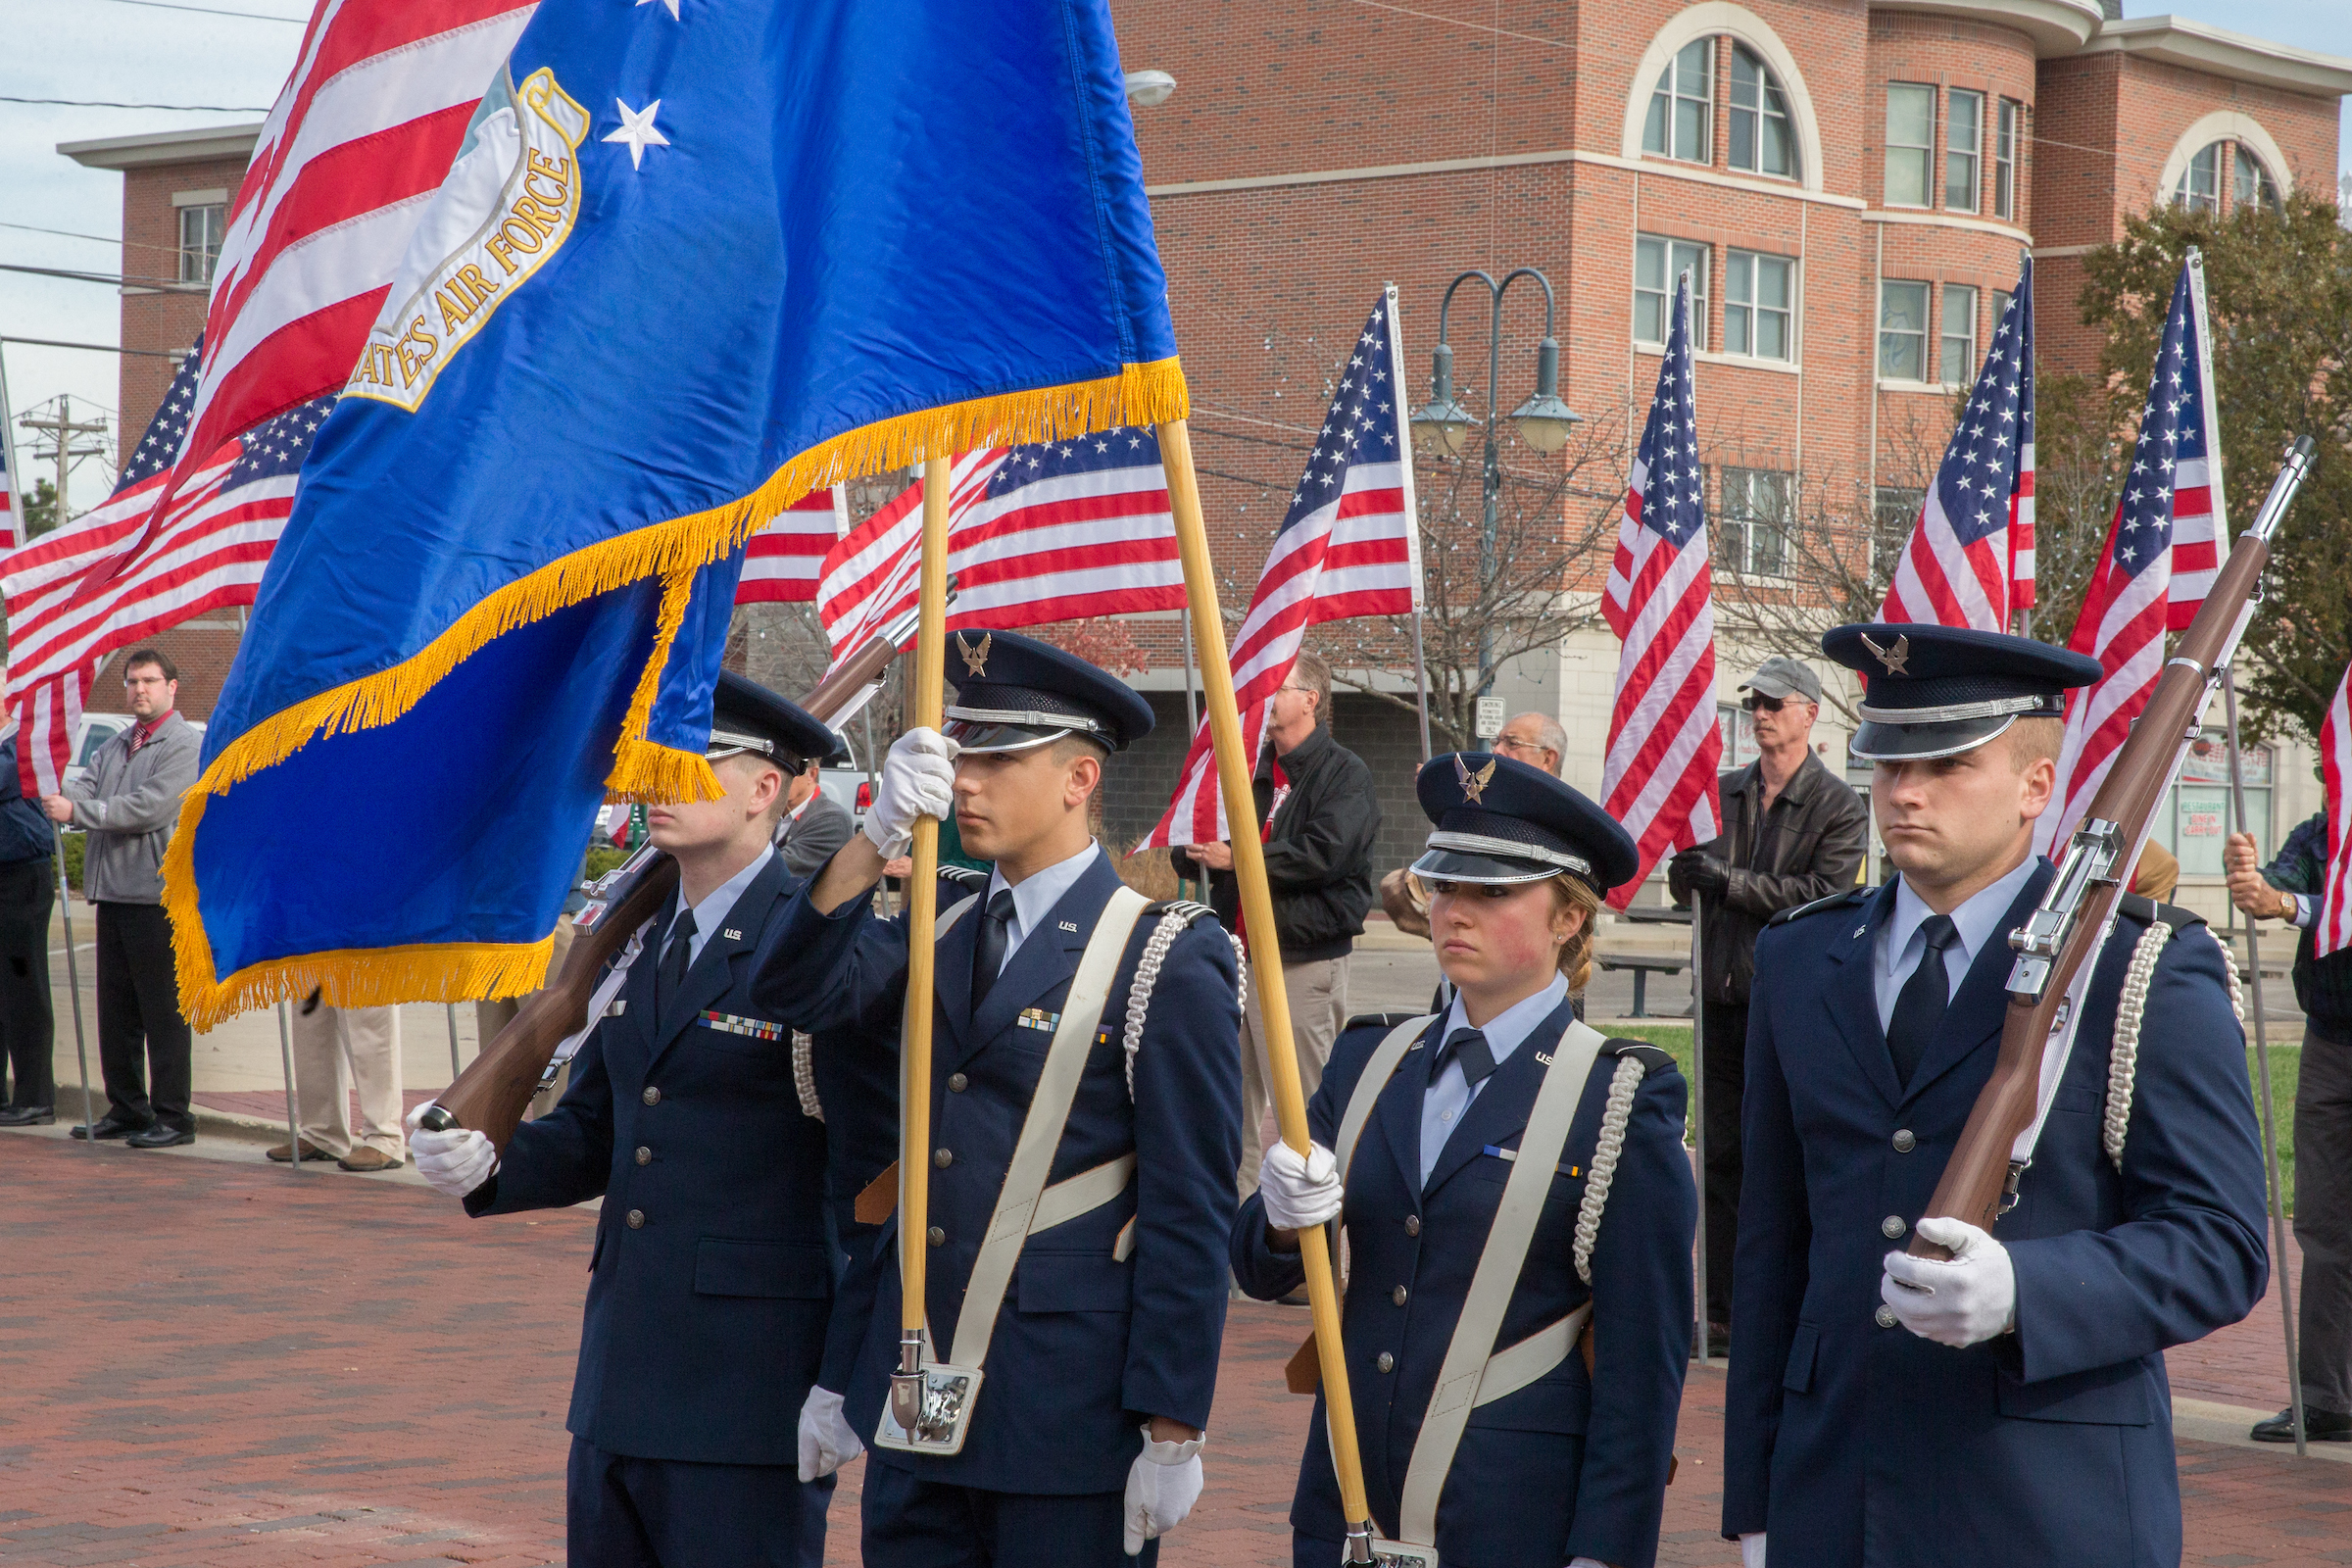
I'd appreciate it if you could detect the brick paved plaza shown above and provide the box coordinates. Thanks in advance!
[3,1130,2351,1566]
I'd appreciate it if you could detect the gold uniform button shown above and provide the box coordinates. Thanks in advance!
[927,1226,946,1247]
[642,1087,661,1106]
[634,1147,651,1166]
[1404,1215,1420,1237]
[1876,1303,1898,1329]
[935,1148,954,1169]
[1376,1352,1395,1373]
[949,1073,969,1093]
[1392,1286,1408,1306]
[625,1209,645,1230]
[1892,1129,1917,1152]
[1882,1215,1907,1240]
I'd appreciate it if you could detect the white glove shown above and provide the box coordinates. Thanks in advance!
[1123,1424,1204,1555]
[403,1103,499,1200]
[797,1385,863,1481]
[1258,1139,1343,1232]
[1741,1533,1767,1568]
[860,726,958,858]
[1881,1215,2017,1348]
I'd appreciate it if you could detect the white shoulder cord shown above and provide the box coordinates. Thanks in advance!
[2103,921,2245,1171]
[793,1031,823,1121]
[1572,1054,1649,1285]
[1118,902,1246,1100]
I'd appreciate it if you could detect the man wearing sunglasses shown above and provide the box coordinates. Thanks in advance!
[1669,655,1866,1354]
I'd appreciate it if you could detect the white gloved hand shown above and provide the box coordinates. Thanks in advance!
[1881,1215,2018,1348]
[859,726,958,858]
[797,1385,863,1481]
[1258,1139,1344,1232]
[1740,1533,1767,1568]
[403,1103,499,1200]
[1122,1425,1204,1556]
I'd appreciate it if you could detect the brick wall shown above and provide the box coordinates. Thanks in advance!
[81,622,245,722]
[117,154,246,451]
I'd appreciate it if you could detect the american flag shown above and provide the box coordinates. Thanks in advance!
[1600,274,1721,909]
[736,487,847,604]
[3,347,331,793]
[1880,260,2035,629]
[2316,662,2352,957]
[2046,254,2224,847]
[1140,287,1420,850]
[814,427,1184,667]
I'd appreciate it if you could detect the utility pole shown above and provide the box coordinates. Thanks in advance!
[17,397,110,527]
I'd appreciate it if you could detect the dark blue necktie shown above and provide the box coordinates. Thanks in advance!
[1438,1026,1497,1088]
[971,889,1017,1009]
[658,908,697,1013]
[1886,914,1959,1088]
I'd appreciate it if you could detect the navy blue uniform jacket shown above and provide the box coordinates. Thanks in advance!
[1233,1003,1695,1568]
[753,850,1244,1495]
[1725,865,2270,1566]
[466,855,834,1468]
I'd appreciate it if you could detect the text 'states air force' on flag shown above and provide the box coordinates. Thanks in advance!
[165,0,1186,1026]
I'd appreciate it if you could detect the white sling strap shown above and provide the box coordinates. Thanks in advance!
[1388,1017,1610,1558]
[944,885,1151,1370]
[1335,1014,1437,1181]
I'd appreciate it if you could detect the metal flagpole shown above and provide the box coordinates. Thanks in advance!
[887,456,953,1437]
[1160,416,1379,1562]
[1690,889,1709,1367]
[1386,280,1433,769]
[445,1003,463,1080]
[2225,668,2304,1454]
[51,823,94,1142]
[1408,612,1434,764]
[275,1000,302,1173]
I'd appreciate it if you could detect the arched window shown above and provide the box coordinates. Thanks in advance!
[1729,45,1797,179]
[2174,142,2221,212]
[1643,38,1714,165]
[2234,145,2280,212]
[2174,139,2283,215]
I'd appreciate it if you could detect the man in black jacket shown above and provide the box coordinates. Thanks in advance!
[1171,650,1378,1195]
[0,694,57,1126]
[1669,655,1866,1349]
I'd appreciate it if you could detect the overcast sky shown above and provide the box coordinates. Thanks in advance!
[3,0,2350,498]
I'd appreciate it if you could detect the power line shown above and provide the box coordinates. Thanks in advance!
[90,0,306,19]
[0,261,188,289]
[0,95,271,112]
[0,220,175,258]
[1,335,188,360]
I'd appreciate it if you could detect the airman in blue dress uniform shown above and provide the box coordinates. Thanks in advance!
[1234,752,1695,1568]
[753,628,1244,1566]
[407,673,869,1568]
[1724,623,2271,1568]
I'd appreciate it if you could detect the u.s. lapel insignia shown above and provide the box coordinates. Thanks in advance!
[1057,920,1079,933]
[1455,754,1496,805]
[1016,1007,1060,1032]
[700,1010,783,1041]
[1858,631,1910,675]
[957,630,992,677]
[720,928,743,942]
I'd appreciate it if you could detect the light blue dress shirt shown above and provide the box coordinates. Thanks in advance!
[1419,971,1570,1189]
[664,843,774,967]
[1873,854,2039,1034]
[983,839,1102,974]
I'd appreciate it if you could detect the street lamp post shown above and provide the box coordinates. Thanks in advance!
[1410,269,1582,709]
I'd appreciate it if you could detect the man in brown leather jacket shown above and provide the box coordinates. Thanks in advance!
[1669,655,1866,1351]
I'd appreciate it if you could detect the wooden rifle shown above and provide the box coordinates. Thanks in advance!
[1910,435,2314,1256]
[416,598,927,1150]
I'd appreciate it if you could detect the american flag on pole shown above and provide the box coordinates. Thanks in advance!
[2046,252,2227,848]
[1600,274,1721,909]
[1879,259,2034,630]
[1140,286,1420,850]
[2,346,332,793]
[0,349,21,551]
[814,427,1184,667]
[735,487,848,604]
[2315,662,2352,956]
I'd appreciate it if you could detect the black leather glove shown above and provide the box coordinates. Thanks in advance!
[1676,852,1731,896]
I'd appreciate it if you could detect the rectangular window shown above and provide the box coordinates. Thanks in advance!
[1717,466,1794,578]
[1993,99,2020,220]
[1885,84,1936,208]
[1642,38,1715,165]
[1634,235,1710,350]
[1873,486,1925,569]
[177,204,225,286]
[1940,283,1978,385]
[1717,703,1761,767]
[1879,280,1930,381]
[1946,89,1983,213]
[1991,287,2014,337]
[1724,251,1794,361]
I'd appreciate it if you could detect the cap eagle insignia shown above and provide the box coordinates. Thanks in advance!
[1455,754,1497,805]
[1859,631,1911,676]
[956,631,992,678]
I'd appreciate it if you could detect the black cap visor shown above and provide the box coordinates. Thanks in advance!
[1848,711,2018,763]
[941,715,1067,755]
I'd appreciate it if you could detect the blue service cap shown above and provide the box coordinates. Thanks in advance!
[709,670,836,770]
[941,627,1154,754]
[1409,751,1639,893]
[1822,622,2101,761]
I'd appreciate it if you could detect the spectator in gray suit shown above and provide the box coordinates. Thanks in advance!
[44,649,202,1149]
[776,754,853,877]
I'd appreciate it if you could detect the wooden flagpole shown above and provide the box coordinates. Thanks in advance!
[1158,417,1378,1560]
[892,456,954,1423]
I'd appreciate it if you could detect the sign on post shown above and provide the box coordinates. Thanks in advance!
[1475,696,1504,740]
